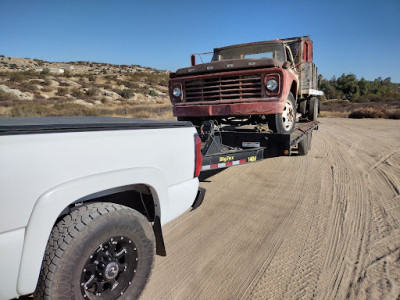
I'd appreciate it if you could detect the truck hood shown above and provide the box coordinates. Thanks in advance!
[173,58,284,77]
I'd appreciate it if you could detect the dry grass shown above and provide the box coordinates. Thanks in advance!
[321,99,400,120]
[348,107,400,119]
[4,100,174,120]
[0,58,173,120]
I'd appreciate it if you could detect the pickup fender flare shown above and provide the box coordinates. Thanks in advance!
[17,167,167,296]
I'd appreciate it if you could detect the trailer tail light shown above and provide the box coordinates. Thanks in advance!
[194,134,203,177]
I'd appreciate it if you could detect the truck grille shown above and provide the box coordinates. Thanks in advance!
[184,75,262,102]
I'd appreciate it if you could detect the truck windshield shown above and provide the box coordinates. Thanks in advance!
[212,43,285,62]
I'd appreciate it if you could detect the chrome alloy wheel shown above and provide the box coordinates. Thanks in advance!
[281,99,295,131]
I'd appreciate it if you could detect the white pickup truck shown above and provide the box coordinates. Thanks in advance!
[0,117,204,300]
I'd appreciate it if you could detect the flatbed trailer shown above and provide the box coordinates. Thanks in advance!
[199,121,319,172]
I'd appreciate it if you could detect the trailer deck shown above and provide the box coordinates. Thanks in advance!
[200,121,318,172]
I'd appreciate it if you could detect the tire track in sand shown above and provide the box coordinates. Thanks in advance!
[141,118,400,300]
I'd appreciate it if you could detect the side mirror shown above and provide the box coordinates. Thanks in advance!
[282,61,291,69]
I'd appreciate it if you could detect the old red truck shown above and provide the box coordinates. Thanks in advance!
[169,36,323,134]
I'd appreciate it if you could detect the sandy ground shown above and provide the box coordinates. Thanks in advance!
[141,118,400,300]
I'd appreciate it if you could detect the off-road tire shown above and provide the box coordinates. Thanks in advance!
[34,203,155,300]
[308,131,313,150]
[299,99,307,119]
[308,97,319,121]
[298,135,309,156]
[267,92,296,134]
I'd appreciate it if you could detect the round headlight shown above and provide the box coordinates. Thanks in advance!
[173,87,181,97]
[266,79,278,91]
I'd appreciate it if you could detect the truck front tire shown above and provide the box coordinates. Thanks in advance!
[267,92,296,134]
[35,203,155,300]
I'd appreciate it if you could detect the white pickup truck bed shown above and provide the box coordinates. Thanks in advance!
[0,117,203,299]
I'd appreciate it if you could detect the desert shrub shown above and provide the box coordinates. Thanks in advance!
[348,108,385,119]
[10,64,18,69]
[22,82,37,91]
[0,88,17,101]
[86,87,100,97]
[63,70,72,78]
[30,79,45,86]
[145,73,169,86]
[57,87,68,96]
[40,68,50,75]
[387,110,400,119]
[88,75,96,82]
[42,78,52,86]
[118,88,135,99]
[100,97,109,104]
[8,72,26,82]
[134,85,150,95]
[32,91,45,100]
[149,89,158,97]
[321,99,350,106]
[0,55,5,58]
[70,88,85,98]
[41,87,52,92]
[105,75,117,81]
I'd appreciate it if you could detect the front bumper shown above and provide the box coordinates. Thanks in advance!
[173,100,284,117]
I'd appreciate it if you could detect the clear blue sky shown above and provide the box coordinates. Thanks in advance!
[1,0,399,82]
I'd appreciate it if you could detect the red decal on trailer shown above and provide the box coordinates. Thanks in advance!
[210,164,219,169]
[226,161,233,166]
[240,159,246,164]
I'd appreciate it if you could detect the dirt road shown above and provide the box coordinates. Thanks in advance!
[141,118,400,300]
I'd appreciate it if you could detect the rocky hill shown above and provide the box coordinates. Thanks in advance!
[0,56,173,118]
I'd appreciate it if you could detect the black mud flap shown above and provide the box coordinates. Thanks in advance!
[192,187,206,210]
[153,216,166,256]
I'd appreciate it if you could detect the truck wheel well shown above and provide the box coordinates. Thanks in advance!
[290,82,298,102]
[54,184,167,256]
[57,184,156,223]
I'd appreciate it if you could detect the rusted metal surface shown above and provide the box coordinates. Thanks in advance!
[173,101,284,117]
[175,58,283,77]
[169,36,317,119]
[190,54,196,66]
[170,67,297,118]
[212,36,310,52]
[184,75,262,102]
